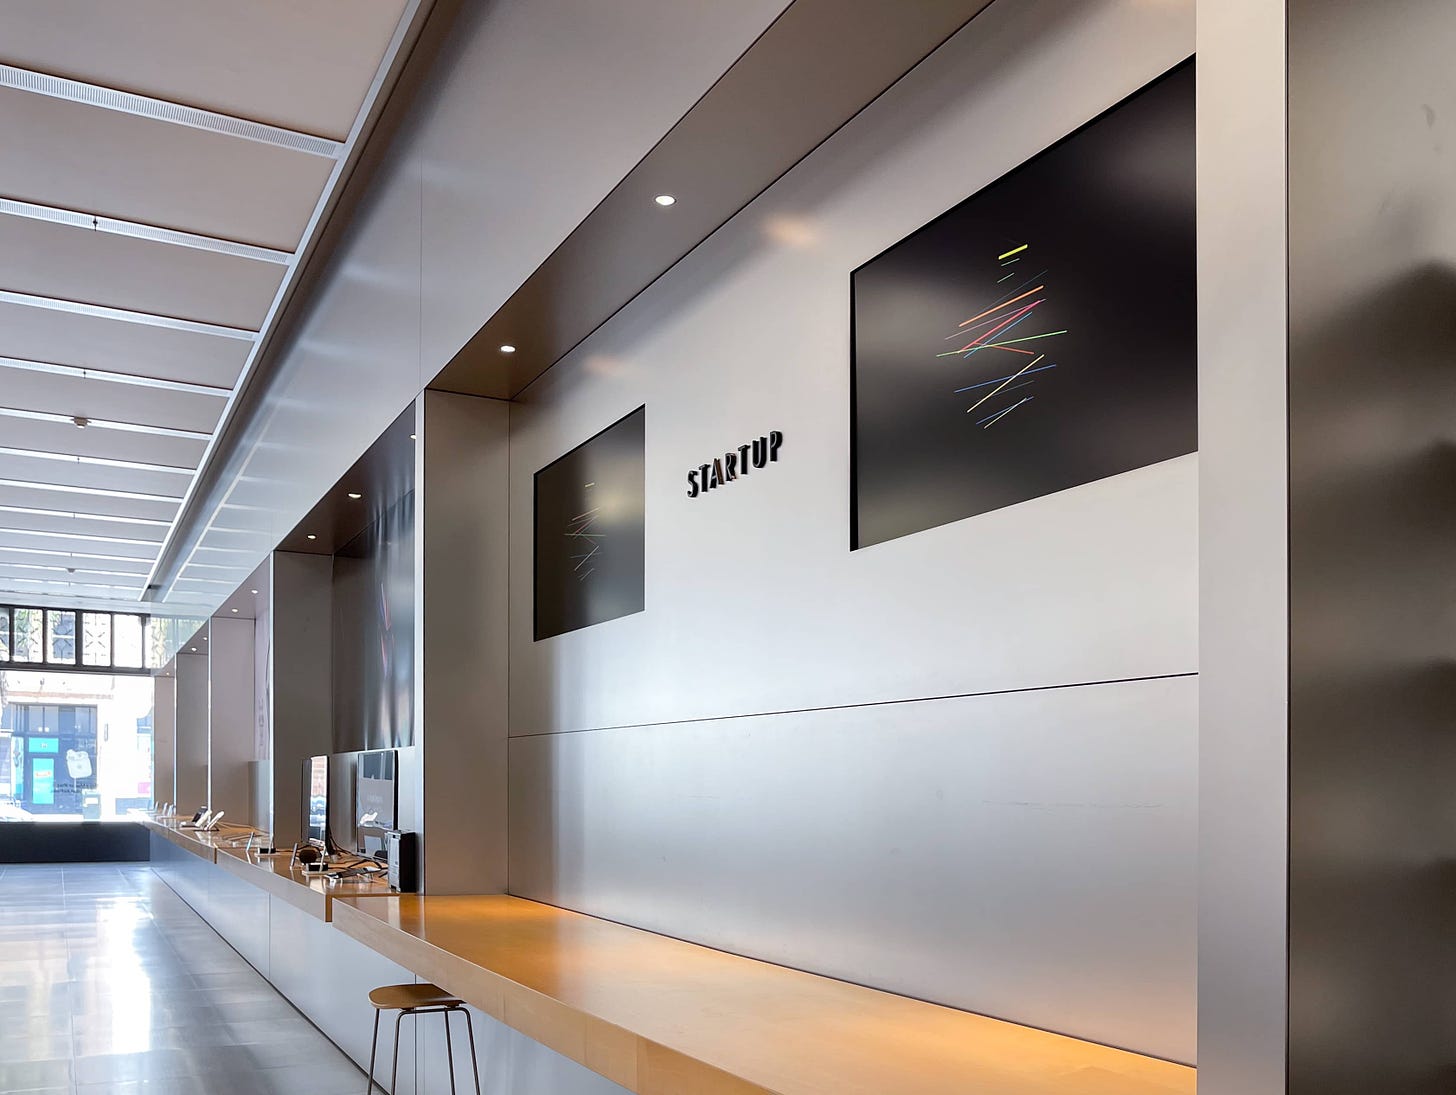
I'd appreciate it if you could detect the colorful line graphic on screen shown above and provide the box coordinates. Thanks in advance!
[565,483,602,581]
[936,244,1067,427]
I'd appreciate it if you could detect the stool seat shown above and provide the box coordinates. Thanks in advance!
[366,981,481,1094]
[369,982,463,1010]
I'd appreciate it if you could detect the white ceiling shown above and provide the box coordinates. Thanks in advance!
[0,0,416,614]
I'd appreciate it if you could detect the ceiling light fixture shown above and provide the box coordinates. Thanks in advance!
[654,194,676,207]
[409,434,416,440]
[347,492,362,500]
[306,534,317,540]
[72,416,89,429]
[499,344,516,354]
[190,647,197,652]
[230,607,238,613]
[250,589,258,595]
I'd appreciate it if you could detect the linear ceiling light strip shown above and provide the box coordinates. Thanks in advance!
[0,356,232,398]
[0,575,148,593]
[0,289,256,341]
[0,445,195,475]
[0,544,155,565]
[0,198,292,265]
[0,64,341,159]
[0,503,172,530]
[0,405,213,441]
[0,526,161,550]
[0,477,181,506]
[0,561,148,580]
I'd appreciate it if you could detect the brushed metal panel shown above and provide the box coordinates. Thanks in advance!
[429,0,994,399]
[270,552,333,847]
[508,0,1196,734]
[208,617,256,822]
[509,675,1197,1063]
[416,1000,631,1095]
[332,493,414,752]
[417,0,794,379]
[1194,2,1292,1093]
[205,859,270,976]
[267,893,420,1093]
[168,159,427,602]
[174,651,209,811]
[0,87,332,251]
[0,0,409,142]
[1287,2,1456,1091]
[0,299,248,390]
[416,392,509,895]
[153,672,176,807]
[0,215,285,330]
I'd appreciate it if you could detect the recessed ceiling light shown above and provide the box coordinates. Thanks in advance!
[409,434,417,440]
[306,534,317,540]
[654,194,676,207]
[230,607,238,613]
[347,492,362,500]
[250,589,258,595]
[499,344,516,354]
[73,416,89,429]
[190,647,196,652]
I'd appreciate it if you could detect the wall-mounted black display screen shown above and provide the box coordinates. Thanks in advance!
[534,406,646,640]
[851,60,1196,549]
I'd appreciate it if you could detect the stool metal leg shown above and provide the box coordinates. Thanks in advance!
[460,1007,482,1095]
[391,1010,408,1095]
[444,1007,458,1095]
[366,1010,381,1094]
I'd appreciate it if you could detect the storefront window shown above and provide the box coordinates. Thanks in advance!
[0,671,155,821]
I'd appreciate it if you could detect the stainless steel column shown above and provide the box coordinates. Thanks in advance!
[415,390,510,895]
[1287,1,1456,1090]
[174,650,210,812]
[270,551,334,847]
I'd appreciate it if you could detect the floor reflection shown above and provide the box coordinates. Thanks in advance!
[0,863,367,1094]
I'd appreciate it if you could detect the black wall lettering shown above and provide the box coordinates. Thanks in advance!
[686,430,785,500]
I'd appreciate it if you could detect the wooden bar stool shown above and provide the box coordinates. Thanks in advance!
[366,982,481,1095]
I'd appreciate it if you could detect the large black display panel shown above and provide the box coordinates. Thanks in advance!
[534,406,646,641]
[851,60,1196,549]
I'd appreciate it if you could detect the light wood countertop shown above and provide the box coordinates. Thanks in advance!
[140,817,220,862]
[214,844,392,921]
[332,894,1195,1095]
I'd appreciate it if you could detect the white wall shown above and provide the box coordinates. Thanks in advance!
[506,0,1196,1064]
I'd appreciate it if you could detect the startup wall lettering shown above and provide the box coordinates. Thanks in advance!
[687,431,783,498]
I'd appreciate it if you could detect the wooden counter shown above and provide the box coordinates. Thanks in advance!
[140,816,220,862]
[332,895,1195,1095]
[215,845,391,921]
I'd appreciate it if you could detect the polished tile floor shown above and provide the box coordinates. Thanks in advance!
[0,862,368,1094]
